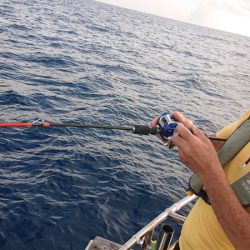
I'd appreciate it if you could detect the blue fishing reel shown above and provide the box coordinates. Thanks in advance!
[157,112,178,148]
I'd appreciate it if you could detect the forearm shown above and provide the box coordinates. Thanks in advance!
[200,164,250,250]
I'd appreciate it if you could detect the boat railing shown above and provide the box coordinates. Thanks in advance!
[85,194,197,250]
[119,195,197,250]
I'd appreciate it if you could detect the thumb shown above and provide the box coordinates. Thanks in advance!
[151,117,159,128]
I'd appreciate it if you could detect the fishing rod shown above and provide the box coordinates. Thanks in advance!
[0,118,158,135]
[0,114,226,147]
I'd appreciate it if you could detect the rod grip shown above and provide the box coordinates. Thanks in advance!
[133,125,158,135]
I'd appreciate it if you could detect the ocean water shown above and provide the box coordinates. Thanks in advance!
[0,0,249,249]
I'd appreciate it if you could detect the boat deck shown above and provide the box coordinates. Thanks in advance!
[85,236,121,250]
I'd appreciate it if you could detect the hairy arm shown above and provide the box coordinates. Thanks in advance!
[172,122,250,249]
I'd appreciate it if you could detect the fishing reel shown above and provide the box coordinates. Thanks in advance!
[157,112,179,148]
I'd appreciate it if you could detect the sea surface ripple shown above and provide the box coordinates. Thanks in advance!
[0,0,250,249]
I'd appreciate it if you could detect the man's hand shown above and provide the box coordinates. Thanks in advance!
[172,111,194,129]
[172,123,221,177]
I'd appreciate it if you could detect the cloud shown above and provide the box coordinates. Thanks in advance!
[97,0,250,36]
[223,0,250,17]
[190,0,220,26]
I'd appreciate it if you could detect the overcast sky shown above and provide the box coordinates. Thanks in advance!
[97,0,250,37]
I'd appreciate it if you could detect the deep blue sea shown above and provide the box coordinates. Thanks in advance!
[0,0,250,249]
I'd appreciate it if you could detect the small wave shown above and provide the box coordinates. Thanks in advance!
[7,23,31,31]
[0,90,33,107]
[24,55,79,68]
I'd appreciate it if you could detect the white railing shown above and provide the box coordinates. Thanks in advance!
[119,195,197,250]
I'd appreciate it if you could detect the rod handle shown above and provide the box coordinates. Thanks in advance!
[133,125,158,135]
